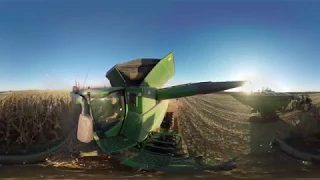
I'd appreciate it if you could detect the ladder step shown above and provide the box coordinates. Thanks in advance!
[144,144,175,151]
[151,139,175,145]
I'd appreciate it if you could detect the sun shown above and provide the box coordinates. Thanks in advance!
[234,70,258,93]
[240,82,253,93]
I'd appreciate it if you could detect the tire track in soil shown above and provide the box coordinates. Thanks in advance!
[182,98,241,138]
[183,97,249,147]
[186,97,250,133]
[178,108,215,157]
[177,97,250,162]
[197,96,251,122]
[197,94,252,114]
[185,99,249,135]
[197,95,252,119]
[178,105,228,161]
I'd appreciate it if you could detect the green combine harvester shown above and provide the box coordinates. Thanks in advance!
[72,52,247,172]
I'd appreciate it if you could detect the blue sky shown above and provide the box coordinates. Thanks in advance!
[0,0,319,92]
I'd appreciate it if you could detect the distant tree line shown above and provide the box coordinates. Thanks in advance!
[260,87,273,92]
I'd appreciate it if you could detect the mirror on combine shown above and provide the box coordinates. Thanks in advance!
[77,113,94,143]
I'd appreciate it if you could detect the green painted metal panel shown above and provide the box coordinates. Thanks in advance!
[140,87,157,113]
[119,88,144,141]
[120,87,159,142]
[138,100,169,142]
[123,87,156,114]
[121,112,141,141]
[103,120,124,137]
[140,52,175,88]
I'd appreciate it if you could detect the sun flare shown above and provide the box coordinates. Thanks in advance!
[240,82,253,93]
[235,70,257,93]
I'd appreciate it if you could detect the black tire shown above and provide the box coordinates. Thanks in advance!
[161,112,174,130]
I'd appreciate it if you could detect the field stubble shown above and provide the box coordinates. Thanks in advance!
[175,94,251,164]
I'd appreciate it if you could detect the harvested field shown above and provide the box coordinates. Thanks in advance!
[171,93,320,176]
[176,95,250,163]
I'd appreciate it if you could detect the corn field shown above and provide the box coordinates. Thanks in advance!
[0,91,78,154]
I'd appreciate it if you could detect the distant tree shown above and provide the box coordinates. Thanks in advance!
[261,87,273,92]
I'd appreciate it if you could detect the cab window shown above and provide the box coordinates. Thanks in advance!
[90,91,125,132]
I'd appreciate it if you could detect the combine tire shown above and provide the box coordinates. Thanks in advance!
[272,137,320,164]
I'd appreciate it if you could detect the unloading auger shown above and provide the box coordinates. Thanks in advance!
[72,52,247,172]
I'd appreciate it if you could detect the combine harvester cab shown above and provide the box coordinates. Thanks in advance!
[72,52,247,173]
